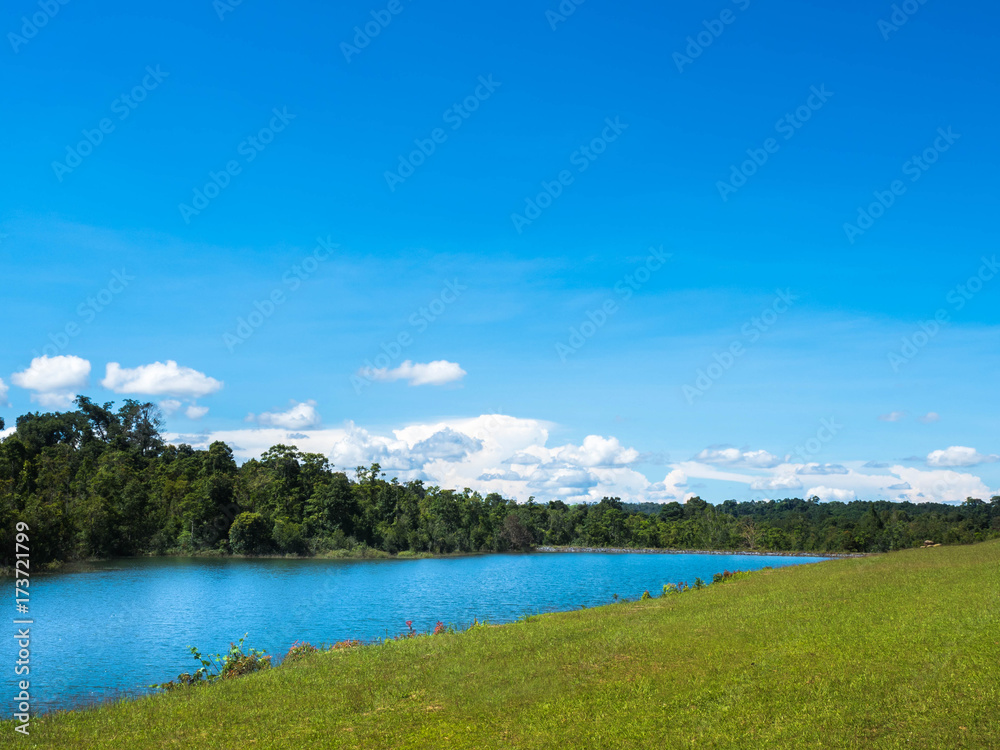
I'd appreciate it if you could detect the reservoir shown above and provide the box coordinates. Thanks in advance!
[6,551,829,715]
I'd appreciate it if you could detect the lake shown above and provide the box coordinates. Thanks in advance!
[6,551,830,716]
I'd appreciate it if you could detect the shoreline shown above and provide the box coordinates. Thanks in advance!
[0,546,866,576]
[534,546,865,558]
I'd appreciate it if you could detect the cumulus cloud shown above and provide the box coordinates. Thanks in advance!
[11,355,91,408]
[185,405,209,420]
[807,486,857,502]
[160,416,997,506]
[410,428,483,463]
[163,414,658,504]
[102,361,223,398]
[0,378,7,406]
[249,400,321,430]
[159,399,182,415]
[360,360,466,386]
[750,474,803,491]
[694,446,782,468]
[919,412,940,424]
[890,466,994,503]
[878,411,906,422]
[553,435,640,468]
[926,446,999,468]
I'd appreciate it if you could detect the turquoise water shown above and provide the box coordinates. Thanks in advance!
[6,551,829,715]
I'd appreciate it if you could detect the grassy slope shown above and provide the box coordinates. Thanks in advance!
[7,541,999,750]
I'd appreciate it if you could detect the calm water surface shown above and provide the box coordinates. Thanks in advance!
[6,551,829,715]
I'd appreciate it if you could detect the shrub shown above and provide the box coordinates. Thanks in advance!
[153,633,271,691]
[641,590,652,600]
[282,641,318,666]
[229,512,272,555]
[273,519,308,555]
[694,577,706,590]
[331,639,362,650]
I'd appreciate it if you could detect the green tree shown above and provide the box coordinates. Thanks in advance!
[229,512,272,555]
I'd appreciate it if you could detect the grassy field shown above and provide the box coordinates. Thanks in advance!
[6,541,999,749]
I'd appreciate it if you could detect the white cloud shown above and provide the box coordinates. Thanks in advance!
[878,411,906,422]
[552,435,639,468]
[890,466,993,502]
[750,474,803,491]
[919,412,940,424]
[360,360,466,387]
[926,446,999,468]
[185,405,209,420]
[160,417,997,507]
[102,361,223,398]
[10,355,91,408]
[164,414,657,504]
[695,446,782,468]
[159,399,182,415]
[795,463,849,475]
[249,400,321,430]
[0,378,7,406]
[807,486,857,502]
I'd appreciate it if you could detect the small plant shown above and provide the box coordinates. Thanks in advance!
[433,621,447,635]
[331,639,362,650]
[152,633,270,691]
[663,583,680,596]
[694,577,706,590]
[640,590,652,600]
[282,641,318,666]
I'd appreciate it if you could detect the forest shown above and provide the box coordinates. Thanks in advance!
[2,397,999,566]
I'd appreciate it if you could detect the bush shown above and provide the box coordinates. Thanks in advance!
[282,641,318,666]
[153,633,270,691]
[273,519,308,555]
[229,512,272,555]
[640,590,652,600]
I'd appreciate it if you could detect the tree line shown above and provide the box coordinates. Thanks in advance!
[2,398,998,566]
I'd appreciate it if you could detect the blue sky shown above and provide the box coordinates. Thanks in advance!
[1,0,998,504]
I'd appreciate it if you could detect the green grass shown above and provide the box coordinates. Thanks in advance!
[6,541,999,749]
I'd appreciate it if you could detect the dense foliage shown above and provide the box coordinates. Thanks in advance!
[2,399,998,566]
